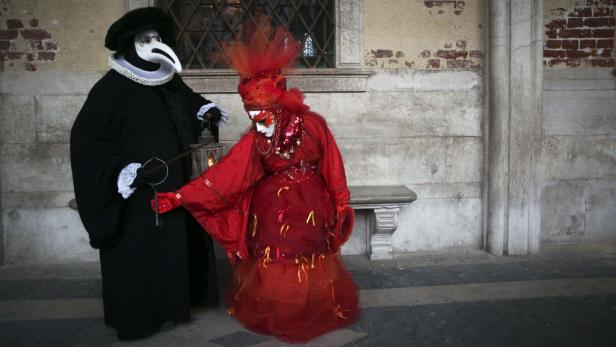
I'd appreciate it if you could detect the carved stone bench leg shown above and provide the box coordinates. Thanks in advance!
[369,205,401,260]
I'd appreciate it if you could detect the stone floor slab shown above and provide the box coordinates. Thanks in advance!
[360,277,616,308]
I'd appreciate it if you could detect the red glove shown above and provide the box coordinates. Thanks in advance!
[331,204,355,252]
[151,192,182,214]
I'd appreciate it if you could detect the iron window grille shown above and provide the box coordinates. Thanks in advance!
[158,0,336,69]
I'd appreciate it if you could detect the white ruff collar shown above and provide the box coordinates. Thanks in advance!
[108,54,175,86]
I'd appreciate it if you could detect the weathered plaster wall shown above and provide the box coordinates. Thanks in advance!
[364,0,484,69]
[0,0,123,72]
[543,0,615,68]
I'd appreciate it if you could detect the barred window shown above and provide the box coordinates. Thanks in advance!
[159,0,336,69]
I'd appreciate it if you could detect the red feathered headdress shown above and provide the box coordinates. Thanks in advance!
[216,16,309,113]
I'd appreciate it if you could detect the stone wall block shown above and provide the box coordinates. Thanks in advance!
[3,207,96,262]
[365,70,481,92]
[410,182,481,199]
[339,138,448,185]
[0,95,36,144]
[36,95,87,143]
[445,137,483,182]
[0,71,105,96]
[0,143,73,192]
[541,135,616,180]
[540,179,588,242]
[544,89,616,135]
[585,178,616,240]
[305,90,482,139]
[1,191,76,209]
[392,197,482,253]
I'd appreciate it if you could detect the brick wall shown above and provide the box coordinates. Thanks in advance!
[0,18,59,72]
[544,0,615,68]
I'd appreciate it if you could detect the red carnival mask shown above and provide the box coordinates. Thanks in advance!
[249,108,276,127]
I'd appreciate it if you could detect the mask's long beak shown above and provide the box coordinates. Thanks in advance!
[147,41,183,73]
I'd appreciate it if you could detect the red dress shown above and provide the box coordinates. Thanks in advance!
[176,111,359,342]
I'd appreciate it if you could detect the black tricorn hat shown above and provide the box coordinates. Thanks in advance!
[105,7,176,53]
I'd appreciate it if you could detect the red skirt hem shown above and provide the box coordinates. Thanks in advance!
[226,252,360,343]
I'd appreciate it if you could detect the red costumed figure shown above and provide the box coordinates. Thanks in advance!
[154,17,360,342]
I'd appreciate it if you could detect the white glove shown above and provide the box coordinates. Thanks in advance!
[117,163,142,199]
[197,102,230,127]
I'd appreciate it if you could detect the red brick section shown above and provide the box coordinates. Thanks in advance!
[421,40,482,70]
[427,59,440,68]
[0,18,59,71]
[423,0,466,16]
[544,2,615,67]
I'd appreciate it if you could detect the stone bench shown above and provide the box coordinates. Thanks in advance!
[349,185,417,260]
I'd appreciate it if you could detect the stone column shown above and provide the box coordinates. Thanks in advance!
[485,0,543,255]
[336,0,363,68]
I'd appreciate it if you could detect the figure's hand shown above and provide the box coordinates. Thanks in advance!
[151,192,182,214]
[331,205,355,252]
[131,167,165,189]
[203,107,222,124]
[197,102,230,127]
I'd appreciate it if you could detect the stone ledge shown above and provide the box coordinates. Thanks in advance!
[349,185,417,207]
[182,68,371,94]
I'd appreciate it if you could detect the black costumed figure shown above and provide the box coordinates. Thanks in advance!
[70,8,229,340]
[153,18,360,343]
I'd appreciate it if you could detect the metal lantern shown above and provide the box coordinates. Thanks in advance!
[190,128,224,179]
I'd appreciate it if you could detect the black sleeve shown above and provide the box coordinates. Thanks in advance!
[176,76,220,141]
[70,86,129,249]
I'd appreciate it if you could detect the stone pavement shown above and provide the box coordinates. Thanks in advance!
[1,242,616,347]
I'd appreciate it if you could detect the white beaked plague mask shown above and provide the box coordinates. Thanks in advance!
[134,29,182,73]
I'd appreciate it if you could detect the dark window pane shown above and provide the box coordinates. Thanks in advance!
[159,0,335,69]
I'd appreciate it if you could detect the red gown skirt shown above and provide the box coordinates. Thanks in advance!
[227,166,360,343]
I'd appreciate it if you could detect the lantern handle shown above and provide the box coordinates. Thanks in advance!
[142,157,169,186]
[140,142,212,176]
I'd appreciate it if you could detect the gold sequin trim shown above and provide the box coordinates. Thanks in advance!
[261,246,272,268]
[279,223,290,239]
[251,214,258,238]
[295,255,309,283]
[306,210,316,226]
[277,186,290,197]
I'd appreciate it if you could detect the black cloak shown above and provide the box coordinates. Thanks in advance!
[70,71,219,340]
